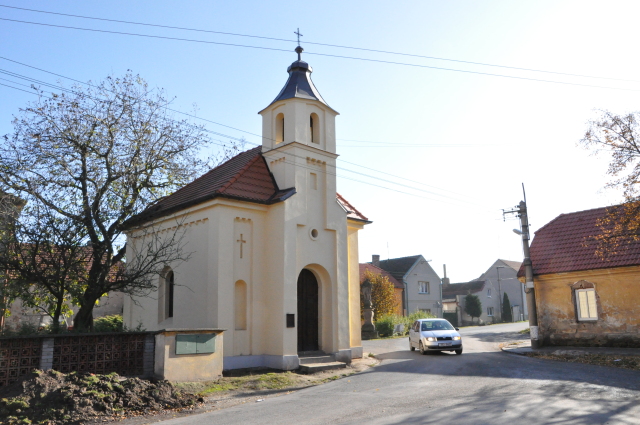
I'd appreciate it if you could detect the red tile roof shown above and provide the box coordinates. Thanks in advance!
[128,147,294,225]
[127,147,370,227]
[359,263,404,289]
[517,204,640,277]
[336,193,370,223]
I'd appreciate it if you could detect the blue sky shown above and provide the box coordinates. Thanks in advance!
[2,1,640,281]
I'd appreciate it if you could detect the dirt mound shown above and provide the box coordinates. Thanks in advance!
[0,370,202,424]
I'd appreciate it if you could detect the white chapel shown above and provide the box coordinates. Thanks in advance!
[123,46,370,370]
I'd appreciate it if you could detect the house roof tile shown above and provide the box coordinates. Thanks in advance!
[127,147,293,225]
[336,193,370,223]
[499,259,522,271]
[126,147,369,227]
[442,280,486,297]
[517,204,640,277]
[359,263,404,289]
[377,255,422,281]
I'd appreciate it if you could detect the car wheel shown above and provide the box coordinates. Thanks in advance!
[410,338,415,351]
[455,348,463,355]
[419,341,426,355]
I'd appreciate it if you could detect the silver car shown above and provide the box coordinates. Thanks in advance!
[409,318,463,355]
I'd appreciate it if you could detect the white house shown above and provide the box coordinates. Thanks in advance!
[374,255,442,317]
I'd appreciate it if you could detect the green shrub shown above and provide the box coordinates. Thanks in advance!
[374,315,396,337]
[93,315,123,333]
[374,311,437,337]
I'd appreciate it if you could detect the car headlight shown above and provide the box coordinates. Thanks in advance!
[453,336,461,341]
[426,337,436,342]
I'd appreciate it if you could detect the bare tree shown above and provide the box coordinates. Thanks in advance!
[0,73,236,331]
[581,110,640,255]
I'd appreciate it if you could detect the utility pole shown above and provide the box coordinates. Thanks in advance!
[503,196,540,349]
[496,266,504,322]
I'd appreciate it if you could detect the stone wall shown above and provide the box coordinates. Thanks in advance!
[534,266,640,347]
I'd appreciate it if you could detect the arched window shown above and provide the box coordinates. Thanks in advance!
[310,113,319,144]
[166,270,174,319]
[276,113,285,143]
[235,280,247,330]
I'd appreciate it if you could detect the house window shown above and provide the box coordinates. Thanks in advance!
[235,280,247,330]
[487,288,492,297]
[487,307,494,316]
[576,288,598,321]
[419,308,431,314]
[310,113,319,144]
[276,113,284,143]
[418,281,430,294]
[159,268,175,321]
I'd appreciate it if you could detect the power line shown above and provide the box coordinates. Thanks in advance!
[1,3,637,83]
[0,69,496,211]
[0,71,492,210]
[2,17,640,92]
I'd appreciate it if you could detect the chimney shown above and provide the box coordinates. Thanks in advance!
[372,254,380,267]
[442,264,450,285]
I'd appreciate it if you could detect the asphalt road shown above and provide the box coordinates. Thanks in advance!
[149,322,640,424]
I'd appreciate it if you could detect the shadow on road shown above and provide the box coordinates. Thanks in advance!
[373,381,640,425]
[370,349,640,393]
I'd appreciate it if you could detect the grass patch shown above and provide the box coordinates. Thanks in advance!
[177,372,299,397]
[519,328,530,334]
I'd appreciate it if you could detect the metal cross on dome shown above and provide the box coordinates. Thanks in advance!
[294,28,303,46]
[294,28,304,60]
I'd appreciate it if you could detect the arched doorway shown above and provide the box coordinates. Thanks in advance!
[297,269,319,352]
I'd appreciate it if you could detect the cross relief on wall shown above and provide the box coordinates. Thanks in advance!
[234,217,252,262]
[237,233,246,259]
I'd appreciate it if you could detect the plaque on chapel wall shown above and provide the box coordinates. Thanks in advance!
[175,334,216,355]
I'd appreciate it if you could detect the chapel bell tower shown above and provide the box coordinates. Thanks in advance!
[259,46,339,189]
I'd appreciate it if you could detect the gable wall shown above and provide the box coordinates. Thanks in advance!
[480,263,528,321]
[404,260,442,316]
[456,282,501,325]
[124,209,213,332]
[534,265,640,347]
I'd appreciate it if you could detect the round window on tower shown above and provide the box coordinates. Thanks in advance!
[310,228,319,240]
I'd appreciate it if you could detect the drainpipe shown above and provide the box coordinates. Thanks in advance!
[404,279,409,316]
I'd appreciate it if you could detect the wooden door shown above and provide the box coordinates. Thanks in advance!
[297,269,319,352]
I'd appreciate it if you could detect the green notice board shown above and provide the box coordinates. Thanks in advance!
[175,334,216,355]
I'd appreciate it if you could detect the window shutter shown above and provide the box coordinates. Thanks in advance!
[586,290,597,319]
[576,289,598,321]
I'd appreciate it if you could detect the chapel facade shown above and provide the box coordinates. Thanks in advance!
[123,47,370,370]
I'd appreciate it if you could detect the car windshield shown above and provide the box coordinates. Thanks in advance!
[421,320,455,331]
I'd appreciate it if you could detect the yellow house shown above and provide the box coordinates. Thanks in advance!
[359,263,404,317]
[518,205,640,347]
[123,47,371,369]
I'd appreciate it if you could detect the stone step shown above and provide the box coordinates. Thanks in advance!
[299,354,336,365]
[298,361,347,374]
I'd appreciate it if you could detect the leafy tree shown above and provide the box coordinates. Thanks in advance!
[361,269,398,320]
[0,73,239,332]
[502,292,513,322]
[464,293,482,323]
[581,111,640,255]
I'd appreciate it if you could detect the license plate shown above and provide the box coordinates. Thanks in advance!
[439,343,452,347]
